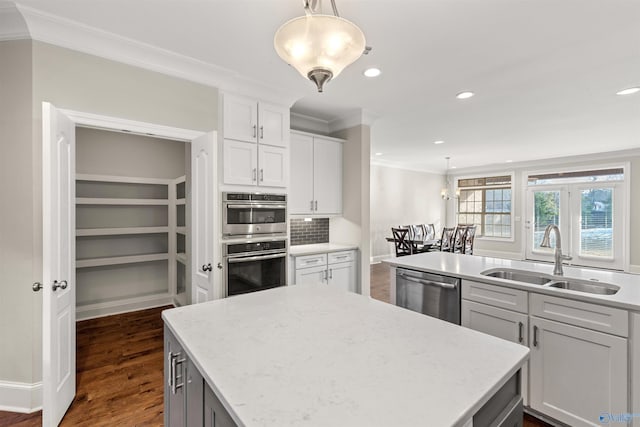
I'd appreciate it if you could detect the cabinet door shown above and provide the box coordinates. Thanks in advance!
[529,317,628,427]
[223,139,258,185]
[165,326,186,427]
[223,94,258,143]
[258,102,289,148]
[461,300,529,405]
[258,145,287,188]
[289,133,314,214]
[313,137,342,214]
[295,265,327,285]
[204,382,237,427]
[186,359,203,427]
[328,261,356,292]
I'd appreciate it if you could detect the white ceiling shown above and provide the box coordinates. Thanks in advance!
[12,0,640,173]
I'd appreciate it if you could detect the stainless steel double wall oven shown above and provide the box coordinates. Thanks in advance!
[222,192,288,297]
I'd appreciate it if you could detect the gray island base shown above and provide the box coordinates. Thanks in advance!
[162,284,528,427]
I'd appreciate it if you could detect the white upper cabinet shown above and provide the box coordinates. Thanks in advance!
[290,131,343,215]
[222,93,290,188]
[223,94,289,147]
[258,102,289,148]
[223,94,259,143]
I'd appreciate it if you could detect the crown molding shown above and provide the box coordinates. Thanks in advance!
[0,2,29,41]
[290,112,331,134]
[14,4,300,106]
[370,159,442,175]
[328,109,379,133]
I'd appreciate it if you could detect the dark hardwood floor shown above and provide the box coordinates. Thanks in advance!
[1,270,551,426]
[0,306,168,427]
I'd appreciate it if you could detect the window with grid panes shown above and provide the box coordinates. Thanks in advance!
[457,175,512,238]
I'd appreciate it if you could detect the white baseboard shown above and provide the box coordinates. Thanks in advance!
[76,293,174,321]
[0,380,42,413]
[628,265,640,274]
[370,254,394,264]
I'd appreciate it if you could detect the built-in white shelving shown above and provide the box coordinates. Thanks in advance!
[76,226,170,237]
[75,173,187,320]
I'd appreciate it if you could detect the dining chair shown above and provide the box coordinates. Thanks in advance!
[462,225,477,255]
[431,227,455,252]
[452,226,468,253]
[425,224,436,240]
[391,227,413,257]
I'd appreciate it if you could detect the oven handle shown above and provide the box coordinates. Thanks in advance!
[226,204,287,209]
[227,252,287,264]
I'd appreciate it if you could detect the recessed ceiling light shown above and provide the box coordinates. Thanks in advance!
[364,68,381,77]
[506,160,513,163]
[617,87,640,96]
[433,140,445,145]
[375,152,383,156]
[451,166,457,169]
[456,91,474,99]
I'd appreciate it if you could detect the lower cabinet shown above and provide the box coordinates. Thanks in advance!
[292,250,357,292]
[462,281,631,427]
[461,300,529,406]
[165,326,237,427]
[529,316,628,427]
[204,382,236,427]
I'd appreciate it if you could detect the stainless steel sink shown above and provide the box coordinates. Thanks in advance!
[546,280,619,295]
[480,268,620,295]
[481,268,553,285]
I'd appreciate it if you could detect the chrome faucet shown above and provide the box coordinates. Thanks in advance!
[540,224,572,275]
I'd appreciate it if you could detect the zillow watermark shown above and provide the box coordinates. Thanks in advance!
[599,412,640,424]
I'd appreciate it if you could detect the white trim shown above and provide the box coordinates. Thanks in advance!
[328,109,379,133]
[473,249,523,260]
[76,293,174,321]
[0,3,30,41]
[60,109,203,141]
[291,112,331,135]
[0,380,42,413]
[371,254,394,264]
[370,160,442,175]
[16,5,299,106]
[76,173,174,185]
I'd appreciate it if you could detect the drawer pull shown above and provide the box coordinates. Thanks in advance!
[518,322,524,343]
[533,325,539,347]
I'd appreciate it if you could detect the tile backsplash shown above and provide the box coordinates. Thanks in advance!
[290,218,329,246]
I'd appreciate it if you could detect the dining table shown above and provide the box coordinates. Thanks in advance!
[385,237,439,253]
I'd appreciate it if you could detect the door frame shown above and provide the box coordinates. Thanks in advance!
[43,105,219,422]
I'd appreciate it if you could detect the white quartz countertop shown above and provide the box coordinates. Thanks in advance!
[162,285,528,427]
[384,252,640,311]
[289,243,359,256]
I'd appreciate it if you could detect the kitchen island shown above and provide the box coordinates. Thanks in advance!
[162,284,528,427]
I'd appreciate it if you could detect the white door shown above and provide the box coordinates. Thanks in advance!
[461,300,529,405]
[42,102,76,426]
[223,139,257,186]
[525,186,569,262]
[258,102,289,148]
[295,265,327,285]
[313,137,343,214]
[258,145,287,187]
[289,133,314,214]
[327,262,356,292]
[191,132,217,303]
[223,94,257,143]
[529,317,627,427]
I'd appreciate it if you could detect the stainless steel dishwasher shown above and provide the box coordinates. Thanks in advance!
[396,268,461,324]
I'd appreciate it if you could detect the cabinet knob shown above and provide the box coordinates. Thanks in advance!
[52,280,68,291]
[217,263,223,270]
[202,263,213,272]
[32,282,43,292]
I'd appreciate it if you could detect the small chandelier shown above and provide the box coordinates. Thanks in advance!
[274,0,366,92]
[441,157,460,200]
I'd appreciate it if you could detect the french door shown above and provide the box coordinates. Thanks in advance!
[525,183,624,270]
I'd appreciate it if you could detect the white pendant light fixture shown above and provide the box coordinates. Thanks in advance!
[441,157,459,200]
[274,0,366,92]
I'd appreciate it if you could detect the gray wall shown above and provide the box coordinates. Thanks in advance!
[330,125,371,296]
[0,40,36,385]
[0,39,218,387]
[370,165,445,261]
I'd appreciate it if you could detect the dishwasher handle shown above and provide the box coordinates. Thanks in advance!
[399,273,458,290]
